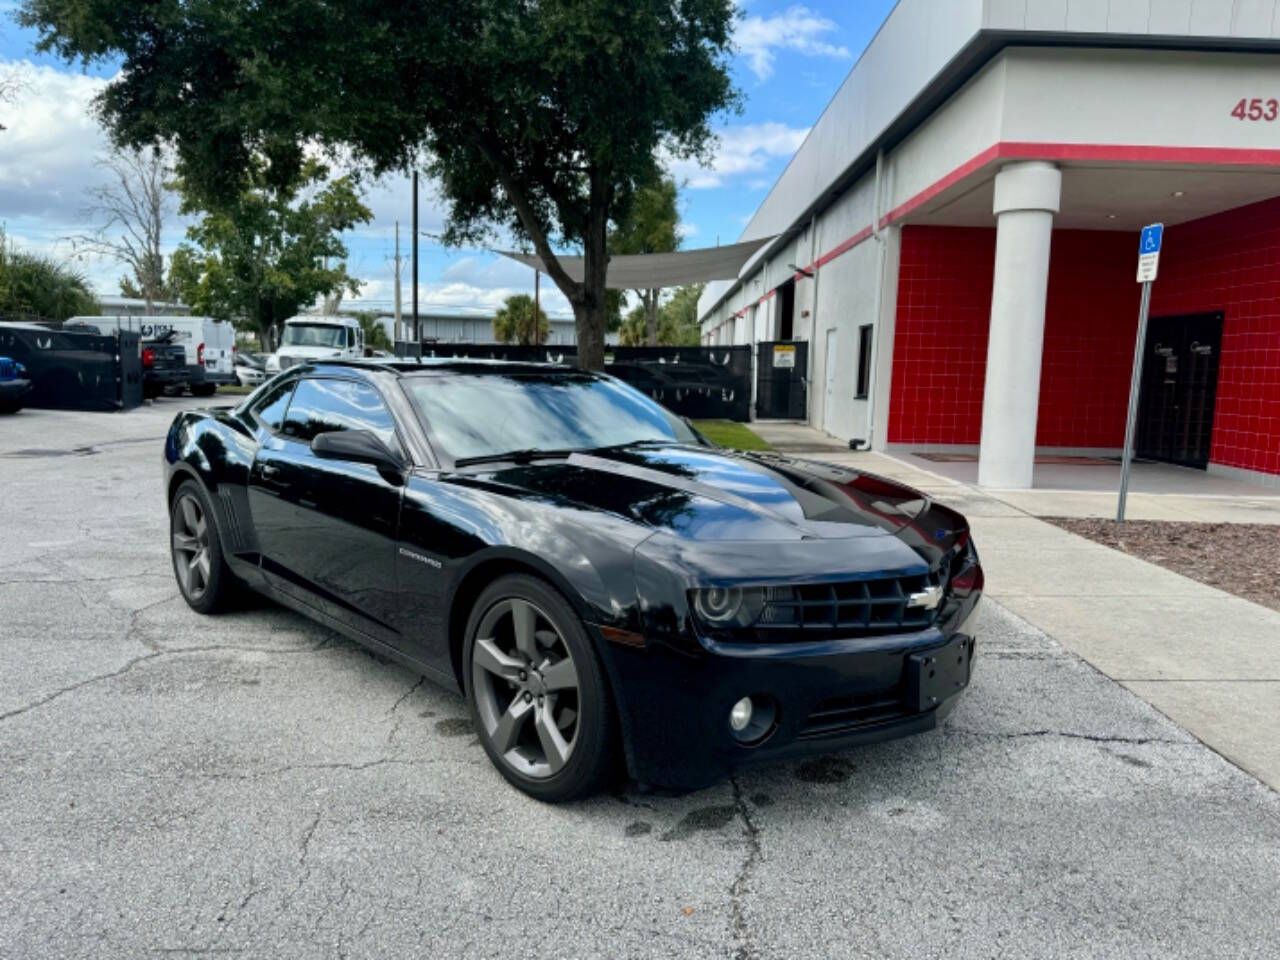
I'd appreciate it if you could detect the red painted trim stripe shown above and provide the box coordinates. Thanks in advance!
[714,141,1280,326]
[879,143,1003,228]
[997,141,1280,167]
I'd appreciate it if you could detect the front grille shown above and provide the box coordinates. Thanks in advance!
[798,686,912,739]
[754,571,944,634]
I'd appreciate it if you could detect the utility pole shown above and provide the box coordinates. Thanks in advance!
[534,269,540,328]
[412,171,420,359]
[392,220,403,343]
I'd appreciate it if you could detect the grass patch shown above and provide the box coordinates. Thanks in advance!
[692,419,772,452]
[216,384,255,396]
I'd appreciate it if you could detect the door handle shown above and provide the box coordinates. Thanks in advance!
[259,463,280,478]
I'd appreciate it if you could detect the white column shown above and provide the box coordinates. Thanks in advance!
[977,161,1061,489]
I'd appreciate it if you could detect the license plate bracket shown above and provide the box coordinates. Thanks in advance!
[908,635,973,712]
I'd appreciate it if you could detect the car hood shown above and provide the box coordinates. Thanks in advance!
[460,443,931,543]
[275,346,345,359]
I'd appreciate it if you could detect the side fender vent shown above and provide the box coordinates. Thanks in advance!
[218,486,246,553]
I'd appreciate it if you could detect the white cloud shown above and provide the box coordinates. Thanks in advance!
[0,62,113,224]
[735,5,852,82]
[667,122,809,190]
[0,60,200,293]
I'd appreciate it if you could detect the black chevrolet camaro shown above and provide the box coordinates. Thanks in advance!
[163,359,983,801]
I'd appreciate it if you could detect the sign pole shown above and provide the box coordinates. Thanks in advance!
[1118,222,1164,522]
[1116,280,1152,522]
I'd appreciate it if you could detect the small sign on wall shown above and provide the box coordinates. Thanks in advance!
[772,344,796,368]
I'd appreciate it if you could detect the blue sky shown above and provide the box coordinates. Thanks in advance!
[0,1,897,318]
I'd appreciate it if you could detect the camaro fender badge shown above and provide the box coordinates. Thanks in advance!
[908,585,943,610]
[398,546,442,569]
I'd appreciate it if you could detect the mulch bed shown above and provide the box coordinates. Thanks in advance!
[1045,518,1280,613]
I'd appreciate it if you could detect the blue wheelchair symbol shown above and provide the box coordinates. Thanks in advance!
[1140,224,1163,254]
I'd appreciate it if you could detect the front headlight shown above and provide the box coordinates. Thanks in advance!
[690,587,766,628]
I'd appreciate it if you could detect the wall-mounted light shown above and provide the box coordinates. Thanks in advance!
[1171,190,1186,198]
[787,262,815,278]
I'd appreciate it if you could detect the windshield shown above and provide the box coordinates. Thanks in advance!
[404,371,698,461]
[281,323,346,349]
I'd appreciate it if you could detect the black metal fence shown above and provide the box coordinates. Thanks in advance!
[394,341,753,421]
[0,321,143,412]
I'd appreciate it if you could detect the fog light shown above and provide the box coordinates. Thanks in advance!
[729,697,754,732]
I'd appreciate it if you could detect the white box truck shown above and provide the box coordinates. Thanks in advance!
[68,315,237,396]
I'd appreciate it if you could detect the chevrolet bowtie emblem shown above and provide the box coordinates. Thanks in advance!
[908,585,943,610]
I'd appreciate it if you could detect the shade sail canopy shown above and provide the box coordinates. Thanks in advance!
[499,236,776,290]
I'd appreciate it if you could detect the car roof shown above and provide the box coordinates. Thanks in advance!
[311,358,598,378]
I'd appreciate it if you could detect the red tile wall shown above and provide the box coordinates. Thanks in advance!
[1037,231,1141,448]
[889,209,1280,477]
[1152,197,1280,478]
[888,227,995,444]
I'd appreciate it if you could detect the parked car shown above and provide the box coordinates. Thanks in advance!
[234,354,266,388]
[266,314,366,373]
[163,359,982,801]
[0,354,32,413]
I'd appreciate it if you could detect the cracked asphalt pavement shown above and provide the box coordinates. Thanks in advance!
[3,400,1279,959]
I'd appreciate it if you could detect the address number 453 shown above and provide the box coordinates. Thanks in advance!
[1231,98,1279,121]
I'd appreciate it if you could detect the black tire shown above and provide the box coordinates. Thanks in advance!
[169,479,235,614]
[190,383,217,397]
[0,399,20,414]
[463,574,617,802]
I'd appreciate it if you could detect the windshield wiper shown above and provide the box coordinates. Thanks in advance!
[452,438,676,468]
[452,448,580,468]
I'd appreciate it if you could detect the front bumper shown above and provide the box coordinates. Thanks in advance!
[0,378,32,400]
[599,625,976,790]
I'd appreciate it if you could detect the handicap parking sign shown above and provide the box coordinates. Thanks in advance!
[1137,223,1164,283]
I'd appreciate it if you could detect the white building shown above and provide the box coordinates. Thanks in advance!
[699,0,1280,489]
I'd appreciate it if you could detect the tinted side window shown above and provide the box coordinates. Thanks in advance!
[250,377,296,431]
[282,378,399,451]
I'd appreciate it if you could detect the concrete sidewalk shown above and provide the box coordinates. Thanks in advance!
[766,426,1280,792]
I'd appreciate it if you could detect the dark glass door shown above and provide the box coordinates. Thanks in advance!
[1136,312,1223,469]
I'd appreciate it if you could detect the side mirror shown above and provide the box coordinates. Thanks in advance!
[311,429,406,484]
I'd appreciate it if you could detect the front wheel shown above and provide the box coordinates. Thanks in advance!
[463,574,617,802]
[169,480,234,613]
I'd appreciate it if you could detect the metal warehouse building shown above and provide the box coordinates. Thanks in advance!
[699,0,1280,489]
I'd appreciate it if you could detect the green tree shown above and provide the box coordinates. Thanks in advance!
[355,311,392,352]
[657,283,704,346]
[168,159,371,347]
[0,229,99,321]
[617,283,702,347]
[492,293,549,346]
[609,172,680,346]
[19,0,738,370]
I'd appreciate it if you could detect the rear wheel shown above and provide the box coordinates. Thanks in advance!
[190,383,217,397]
[463,574,616,802]
[169,480,233,613]
[0,398,21,414]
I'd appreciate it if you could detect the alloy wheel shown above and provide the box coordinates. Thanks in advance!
[171,493,212,601]
[471,597,581,779]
